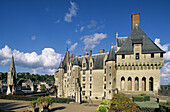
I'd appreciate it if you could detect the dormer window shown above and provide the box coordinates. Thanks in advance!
[136,53,139,59]
[90,62,92,67]
[122,54,125,59]
[83,63,85,67]
[83,70,86,75]
[151,53,154,58]
[90,69,92,74]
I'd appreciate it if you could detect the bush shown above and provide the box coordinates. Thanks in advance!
[143,95,150,101]
[109,94,141,112]
[96,100,111,112]
[132,96,144,102]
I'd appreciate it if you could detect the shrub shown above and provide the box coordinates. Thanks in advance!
[96,100,111,112]
[37,96,54,106]
[132,96,144,102]
[143,95,150,101]
[30,100,37,108]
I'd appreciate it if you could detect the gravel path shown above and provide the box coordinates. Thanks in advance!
[0,99,97,112]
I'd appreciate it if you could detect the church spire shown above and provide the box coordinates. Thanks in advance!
[9,55,16,73]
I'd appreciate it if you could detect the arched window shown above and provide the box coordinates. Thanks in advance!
[149,77,154,91]
[135,77,139,91]
[142,77,146,91]
[121,77,125,90]
[128,77,132,90]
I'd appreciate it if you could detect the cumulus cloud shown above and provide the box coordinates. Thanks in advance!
[81,33,107,49]
[31,36,36,40]
[64,1,78,23]
[66,40,72,45]
[0,45,62,74]
[87,20,97,29]
[69,42,78,51]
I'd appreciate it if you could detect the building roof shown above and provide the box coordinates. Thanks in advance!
[9,55,16,73]
[106,44,116,62]
[117,25,165,54]
[117,37,127,47]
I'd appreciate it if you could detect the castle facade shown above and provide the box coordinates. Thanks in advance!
[54,13,165,100]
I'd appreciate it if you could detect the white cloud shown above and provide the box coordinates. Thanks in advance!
[66,40,72,45]
[87,20,97,29]
[55,19,60,24]
[80,26,84,32]
[64,1,78,23]
[75,29,78,32]
[69,42,78,51]
[0,45,62,75]
[81,33,107,49]
[31,36,36,40]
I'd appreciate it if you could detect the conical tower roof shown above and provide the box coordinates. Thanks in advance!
[73,57,79,65]
[9,55,16,73]
[106,44,116,62]
[59,60,64,69]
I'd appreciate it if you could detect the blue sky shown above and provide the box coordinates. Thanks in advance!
[0,0,170,85]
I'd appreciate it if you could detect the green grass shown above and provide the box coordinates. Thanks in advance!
[135,101,159,108]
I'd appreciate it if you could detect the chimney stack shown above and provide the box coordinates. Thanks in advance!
[66,50,70,65]
[99,49,105,54]
[71,54,73,58]
[89,50,92,59]
[131,13,140,30]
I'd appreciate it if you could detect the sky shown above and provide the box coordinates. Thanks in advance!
[0,0,170,85]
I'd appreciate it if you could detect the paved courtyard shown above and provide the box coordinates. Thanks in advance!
[0,99,97,112]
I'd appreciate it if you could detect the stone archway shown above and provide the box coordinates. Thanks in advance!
[121,77,125,90]
[128,77,132,90]
[142,77,146,91]
[149,77,154,91]
[135,77,139,91]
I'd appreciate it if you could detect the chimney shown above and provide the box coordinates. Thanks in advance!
[84,53,88,56]
[99,49,105,54]
[89,50,92,59]
[78,55,81,57]
[66,50,70,65]
[131,13,140,30]
[71,54,73,58]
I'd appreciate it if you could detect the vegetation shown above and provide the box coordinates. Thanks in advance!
[0,95,74,103]
[161,85,170,90]
[109,94,141,112]
[159,100,170,112]
[96,100,111,112]
[0,72,54,83]
[40,84,46,90]
[132,94,150,102]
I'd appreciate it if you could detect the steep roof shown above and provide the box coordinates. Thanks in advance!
[59,60,64,69]
[117,37,127,47]
[117,25,165,54]
[106,45,116,62]
[9,55,16,73]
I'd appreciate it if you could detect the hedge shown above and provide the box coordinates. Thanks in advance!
[0,95,74,103]
[109,94,141,112]
[132,96,144,102]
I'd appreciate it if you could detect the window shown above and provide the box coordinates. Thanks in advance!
[90,84,92,89]
[90,69,92,74]
[83,77,85,81]
[90,77,92,81]
[83,63,85,67]
[136,53,139,59]
[105,61,106,66]
[160,53,163,57]
[90,91,92,96]
[109,90,111,93]
[104,76,106,81]
[104,69,106,74]
[110,73,111,76]
[104,84,106,89]
[90,62,92,67]
[83,84,85,88]
[122,54,125,59]
[151,53,154,58]
[109,82,111,84]
[83,70,86,75]
[82,91,85,96]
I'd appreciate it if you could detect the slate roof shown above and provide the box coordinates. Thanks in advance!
[117,37,127,47]
[117,25,165,54]
[106,45,116,62]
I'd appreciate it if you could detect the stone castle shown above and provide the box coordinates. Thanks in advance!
[54,13,165,101]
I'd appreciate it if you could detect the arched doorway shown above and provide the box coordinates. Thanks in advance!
[149,77,153,91]
[121,77,125,90]
[128,77,132,90]
[142,77,146,91]
[135,77,139,91]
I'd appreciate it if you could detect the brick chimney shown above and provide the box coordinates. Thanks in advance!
[71,54,73,58]
[99,49,105,54]
[66,50,70,65]
[89,50,92,59]
[131,13,140,30]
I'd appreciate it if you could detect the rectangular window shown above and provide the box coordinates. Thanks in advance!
[83,70,86,75]
[160,53,163,57]
[122,54,125,59]
[136,53,139,59]
[82,91,85,96]
[104,69,106,74]
[83,63,85,67]
[90,84,92,89]
[104,76,106,81]
[104,84,106,89]
[90,69,92,74]
[90,91,92,96]
[83,77,85,81]
[90,62,92,67]
[83,84,85,88]
[151,53,154,58]
[90,77,92,81]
